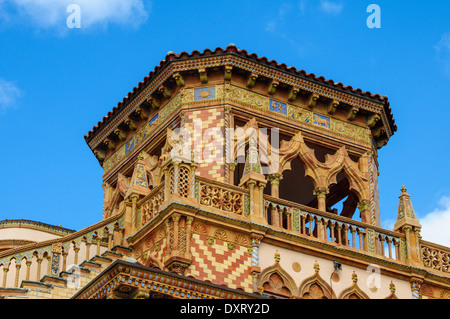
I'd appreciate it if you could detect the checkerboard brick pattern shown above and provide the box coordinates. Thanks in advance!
[185,108,225,182]
[186,233,253,293]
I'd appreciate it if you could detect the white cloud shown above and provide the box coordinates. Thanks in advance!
[0,0,150,31]
[0,78,21,114]
[418,196,450,247]
[319,0,343,15]
[435,32,450,76]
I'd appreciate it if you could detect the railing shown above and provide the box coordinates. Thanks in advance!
[0,212,124,289]
[195,176,250,216]
[420,240,450,273]
[139,183,165,227]
[263,194,405,262]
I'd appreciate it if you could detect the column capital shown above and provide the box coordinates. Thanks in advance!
[268,173,283,185]
[313,187,329,198]
[357,199,371,212]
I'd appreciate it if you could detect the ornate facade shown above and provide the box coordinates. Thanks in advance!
[0,45,448,299]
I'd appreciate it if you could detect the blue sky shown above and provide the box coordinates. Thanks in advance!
[0,1,449,246]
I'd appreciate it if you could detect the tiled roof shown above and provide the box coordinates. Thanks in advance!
[84,44,396,142]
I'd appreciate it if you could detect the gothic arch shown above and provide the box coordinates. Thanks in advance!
[258,257,298,298]
[326,151,370,202]
[338,283,370,299]
[298,262,336,299]
[338,272,370,299]
[299,274,336,299]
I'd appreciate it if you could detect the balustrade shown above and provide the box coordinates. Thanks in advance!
[0,213,123,289]
[196,177,248,216]
[420,241,450,273]
[263,194,404,262]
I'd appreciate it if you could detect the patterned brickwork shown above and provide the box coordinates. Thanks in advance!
[185,108,225,182]
[186,233,253,293]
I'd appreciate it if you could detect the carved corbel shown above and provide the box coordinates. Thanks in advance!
[371,126,385,138]
[172,72,185,87]
[114,128,127,141]
[376,137,388,149]
[198,68,208,84]
[158,86,172,99]
[307,93,319,109]
[327,99,339,115]
[288,86,299,102]
[347,106,359,121]
[247,73,258,88]
[103,138,116,150]
[135,104,150,120]
[267,80,279,95]
[146,97,161,109]
[125,118,138,131]
[224,65,233,81]
[367,114,380,128]
[93,148,106,161]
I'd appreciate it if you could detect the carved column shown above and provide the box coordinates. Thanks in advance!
[285,211,292,231]
[2,267,8,287]
[96,237,102,256]
[173,162,180,196]
[189,163,198,199]
[25,260,32,281]
[186,217,193,253]
[350,228,356,248]
[229,163,236,185]
[268,174,282,198]
[130,195,139,234]
[163,166,170,200]
[62,252,68,272]
[357,199,371,224]
[46,255,51,276]
[36,258,43,281]
[250,235,263,292]
[410,278,423,299]
[316,218,325,241]
[172,214,181,254]
[248,181,256,216]
[84,240,91,261]
[271,206,279,227]
[336,223,342,245]
[313,187,329,211]
[107,233,113,250]
[14,263,21,288]
[113,224,123,247]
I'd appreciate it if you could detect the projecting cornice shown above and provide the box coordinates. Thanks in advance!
[84,44,396,159]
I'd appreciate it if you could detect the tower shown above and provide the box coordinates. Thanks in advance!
[0,45,448,300]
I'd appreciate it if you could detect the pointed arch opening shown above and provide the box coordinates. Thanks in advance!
[328,170,360,220]
[277,157,315,207]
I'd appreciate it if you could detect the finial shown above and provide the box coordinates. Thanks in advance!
[313,260,320,273]
[389,281,396,293]
[401,185,407,193]
[274,250,280,263]
[351,271,358,283]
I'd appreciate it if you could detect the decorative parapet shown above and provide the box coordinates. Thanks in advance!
[0,212,125,288]
[420,240,450,274]
[196,176,250,217]
[263,194,406,262]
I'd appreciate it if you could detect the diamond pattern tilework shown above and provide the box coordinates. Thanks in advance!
[186,233,253,293]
